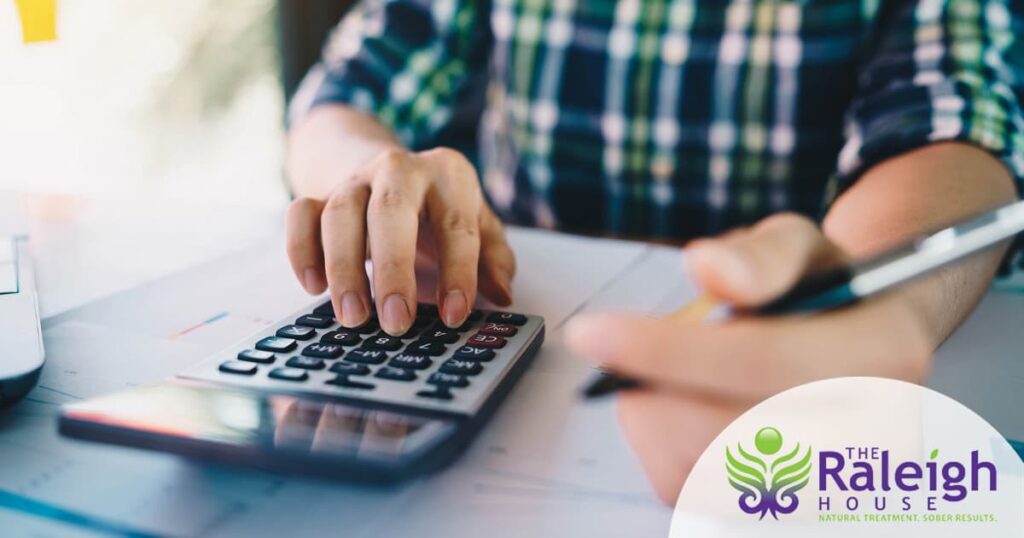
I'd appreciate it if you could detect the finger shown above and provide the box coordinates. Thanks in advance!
[477,207,515,306]
[285,198,327,294]
[321,182,373,328]
[564,299,932,401]
[366,156,429,335]
[425,177,482,327]
[686,213,845,307]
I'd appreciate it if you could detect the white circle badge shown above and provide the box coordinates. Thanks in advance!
[671,377,1024,537]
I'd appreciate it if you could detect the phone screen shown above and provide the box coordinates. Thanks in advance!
[60,383,459,478]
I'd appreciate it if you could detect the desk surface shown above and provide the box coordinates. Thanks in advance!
[3,193,1022,537]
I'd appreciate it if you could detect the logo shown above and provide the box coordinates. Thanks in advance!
[725,426,813,520]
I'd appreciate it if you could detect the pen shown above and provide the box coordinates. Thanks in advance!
[582,199,1024,399]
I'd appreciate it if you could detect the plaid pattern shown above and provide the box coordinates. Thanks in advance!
[291,0,1024,248]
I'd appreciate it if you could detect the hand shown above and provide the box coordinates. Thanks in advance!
[564,213,936,505]
[285,147,515,335]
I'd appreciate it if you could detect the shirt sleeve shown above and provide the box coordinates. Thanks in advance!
[831,0,1024,272]
[287,0,492,151]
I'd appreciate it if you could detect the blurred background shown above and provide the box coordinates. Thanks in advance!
[0,0,350,207]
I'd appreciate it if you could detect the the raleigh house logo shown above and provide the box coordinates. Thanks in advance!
[725,426,1000,524]
[726,426,813,520]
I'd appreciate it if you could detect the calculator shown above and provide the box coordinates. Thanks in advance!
[58,298,545,482]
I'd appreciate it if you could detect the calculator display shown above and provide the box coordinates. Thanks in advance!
[61,383,457,466]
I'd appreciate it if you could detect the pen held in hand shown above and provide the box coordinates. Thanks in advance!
[580,199,1024,399]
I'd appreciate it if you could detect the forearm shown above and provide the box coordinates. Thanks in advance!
[822,142,1018,347]
[286,104,402,199]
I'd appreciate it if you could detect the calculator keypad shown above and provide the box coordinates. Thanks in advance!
[181,299,544,417]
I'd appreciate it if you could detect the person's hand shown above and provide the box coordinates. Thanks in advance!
[564,213,936,505]
[285,147,515,335]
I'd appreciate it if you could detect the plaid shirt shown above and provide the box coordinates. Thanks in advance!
[290,0,1024,251]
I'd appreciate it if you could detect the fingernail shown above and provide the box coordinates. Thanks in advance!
[381,294,411,334]
[340,291,368,327]
[691,243,754,291]
[303,268,326,294]
[443,289,468,327]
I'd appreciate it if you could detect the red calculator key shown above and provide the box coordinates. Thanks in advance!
[467,333,506,348]
[478,323,517,337]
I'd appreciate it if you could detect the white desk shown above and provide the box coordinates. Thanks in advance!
[2,194,1021,537]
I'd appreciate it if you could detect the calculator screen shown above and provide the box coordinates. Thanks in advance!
[62,383,457,465]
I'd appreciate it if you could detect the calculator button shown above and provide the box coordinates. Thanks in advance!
[411,316,434,329]
[286,356,326,370]
[439,359,483,376]
[237,349,275,364]
[478,323,517,337]
[421,327,460,344]
[363,334,403,351]
[427,372,469,388]
[269,367,309,381]
[467,333,506,348]
[466,310,483,322]
[329,362,370,376]
[313,300,334,316]
[301,343,344,359]
[345,349,388,364]
[416,388,453,401]
[388,353,433,370]
[296,314,333,329]
[375,366,417,382]
[392,326,421,339]
[219,361,257,375]
[321,330,361,346]
[352,320,380,334]
[453,345,496,362]
[327,375,375,390]
[486,312,527,326]
[416,303,439,318]
[406,340,447,356]
[256,336,297,352]
[277,325,316,340]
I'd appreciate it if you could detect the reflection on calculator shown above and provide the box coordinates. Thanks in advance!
[59,298,545,481]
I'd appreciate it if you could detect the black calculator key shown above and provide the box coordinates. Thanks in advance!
[467,333,506,348]
[466,309,483,322]
[352,319,380,334]
[392,326,421,339]
[428,372,469,388]
[269,367,309,381]
[453,345,496,362]
[219,361,257,375]
[375,366,417,382]
[345,349,388,364]
[388,353,433,370]
[286,356,326,370]
[256,336,297,353]
[486,312,527,326]
[330,362,370,376]
[479,322,517,337]
[411,316,434,329]
[416,303,439,318]
[237,349,275,364]
[416,388,453,401]
[277,325,316,340]
[363,334,403,351]
[313,300,334,316]
[421,327,460,344]
[327,375,375,390]
[296,314,333,329]
[302,342,344,359]
[406,340,447,356]
[439,359,483,376]
[321,330,361,346]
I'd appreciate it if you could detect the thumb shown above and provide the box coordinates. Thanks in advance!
[686,213,846,307]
